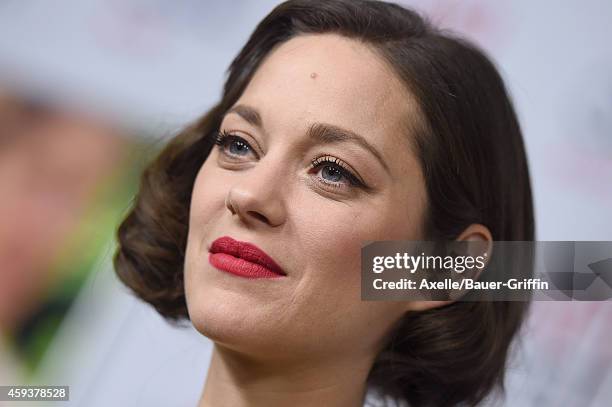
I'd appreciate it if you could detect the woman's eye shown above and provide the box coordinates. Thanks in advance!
[228,138,251,156]
[319,165,345,183]
[310,155,365,190]
[214,131,365,192]
[214,131,257,159]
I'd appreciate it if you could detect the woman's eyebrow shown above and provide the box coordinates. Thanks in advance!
[307,122,391,175]
[226,104,263,128]
[225,103,390,175]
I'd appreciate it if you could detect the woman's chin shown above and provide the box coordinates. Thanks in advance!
[186,298,290,356]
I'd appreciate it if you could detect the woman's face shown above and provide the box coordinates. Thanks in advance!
[185,33,427,363]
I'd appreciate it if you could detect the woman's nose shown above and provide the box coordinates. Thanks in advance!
[225,158,287,228]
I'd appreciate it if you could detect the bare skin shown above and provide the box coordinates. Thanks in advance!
[184,33,491,407]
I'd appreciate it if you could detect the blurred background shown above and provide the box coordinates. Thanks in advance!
[0,0,610,406]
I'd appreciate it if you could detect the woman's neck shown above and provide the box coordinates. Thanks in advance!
[198,343,372,407]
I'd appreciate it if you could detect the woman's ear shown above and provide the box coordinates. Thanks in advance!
[402,223,493,312]
[452,223,494,295]
[456,223,493,245]
[455,223,494,277]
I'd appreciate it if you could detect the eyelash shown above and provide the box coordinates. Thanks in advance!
[213,130,366,191]
[214,130,259,158]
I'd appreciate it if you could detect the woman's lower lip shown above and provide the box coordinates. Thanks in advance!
[208,252,286,279]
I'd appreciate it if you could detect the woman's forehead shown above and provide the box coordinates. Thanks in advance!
[233,33,419,156]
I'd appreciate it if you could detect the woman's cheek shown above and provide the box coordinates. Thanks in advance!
[298,204,377,283]
[190,165,230,221]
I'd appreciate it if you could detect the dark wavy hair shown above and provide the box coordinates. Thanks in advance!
[114,1,535,406]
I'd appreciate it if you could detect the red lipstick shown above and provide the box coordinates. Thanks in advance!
[208,236,286,279]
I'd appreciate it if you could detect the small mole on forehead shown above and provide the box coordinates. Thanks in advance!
[310,72,318,79]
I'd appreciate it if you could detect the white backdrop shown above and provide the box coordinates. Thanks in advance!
[0,1,610,406]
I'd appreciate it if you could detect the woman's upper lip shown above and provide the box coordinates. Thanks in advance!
[209,236,286,276]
